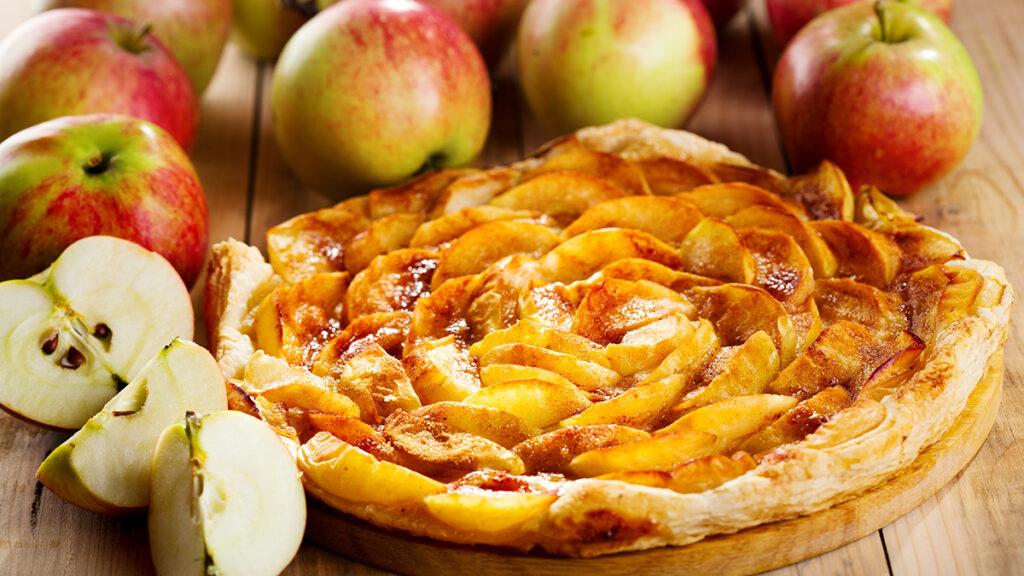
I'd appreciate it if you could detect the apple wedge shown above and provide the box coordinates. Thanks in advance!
[36,340,226,514]
[0,236,193,429]
[149,410,306,576]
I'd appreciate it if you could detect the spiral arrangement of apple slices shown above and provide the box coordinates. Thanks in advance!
[207,120,1009,556]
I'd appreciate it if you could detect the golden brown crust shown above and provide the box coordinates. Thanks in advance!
[207,120,1013,557]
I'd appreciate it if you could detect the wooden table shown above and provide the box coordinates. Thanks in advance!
[1,2,1021,575]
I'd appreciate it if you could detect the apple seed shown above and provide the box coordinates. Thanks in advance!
[61,346,86,370]
[41,333,59,355]
[93,323,112,340]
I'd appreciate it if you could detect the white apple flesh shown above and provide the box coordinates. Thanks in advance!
[36,339,227,514]
[0,236,194,430]
[149,410,306,576]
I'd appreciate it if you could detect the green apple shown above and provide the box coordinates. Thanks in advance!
[517,0,717,134]
[149,410,306,576]
[0,236,194,430]
[271,0,491,195]
[231,0,309,60]
[38,0,233,95]
[36,340,227,515]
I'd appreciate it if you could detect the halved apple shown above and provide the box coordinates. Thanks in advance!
[149,410,306,576]
[36,340,227,514]
[0,236,194,429]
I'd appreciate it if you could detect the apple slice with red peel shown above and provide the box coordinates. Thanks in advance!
[149,410,306,576]
[0,236,193,430]
[36,339,226,514]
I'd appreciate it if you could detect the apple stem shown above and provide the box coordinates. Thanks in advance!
[874,2,889,43]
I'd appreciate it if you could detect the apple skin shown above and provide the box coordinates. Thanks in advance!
[773,1,981,196]
[767,0,952,45]
[0,9,198,150]
[0,115,209,287]
[316,0,528,67]
[517,0,716,135]
[271,0,491,195]
[702,0,745,28]
[232,0,309,60]
[38,0,233,96]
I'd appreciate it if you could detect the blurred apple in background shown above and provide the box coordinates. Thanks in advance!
[37,0,233,96]
[0,9,198,149]
[517,0,716,135]
[773,0,981,196]
[703,0,745,28]
[232,0,308,60]
[272,0,491,196]
[767,0,953,45]
[314,0,529,67]
[0,115,209,287]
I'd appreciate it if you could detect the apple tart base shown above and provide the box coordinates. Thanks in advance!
[309,353,1001,575]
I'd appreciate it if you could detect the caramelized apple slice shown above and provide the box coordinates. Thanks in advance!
[600,451,757,494]
[540,229,682,283]
[490,170,628,224]
[345,249,438,319]
[403,336,480,403]
[428,168,520,218]
[480,364,575,389]
[367,168,476,218]
[658,394,797,440]
[253,272,348,366]
[569,429,724,476]
[532,137,649,196]
[675,331,780,412]
[854,187,963,271]
[784,160,854,221]
[710,163,789,196]
[687,284,798,365]
[432,220,559,286]
[479,343,620,391]
[344,213,424,274]
[726,205,838,278]
[859,334,926,402]
[470,319,609,367]
[325,344,420,424]
[679,218,757,283]
[381,410,525,477]
[681,182,805,219]
[635,156,717,195]
[408,275,480,343]
[513,425,651,474]
[604,313,694,376]
[464,379,591,430]
[425,490,557,533]
[740,228,815,307]
[810,220,901,288]
[639,319,720,385]
[573,279,694,345]
[814,278,907,333]
[266,199,370,283]
[298,432,445,504]
[739,386,851,454]
[414,401,536,448]
[409,206,543,249]
[902,264,984,342]
[312,311,410,369]
[302,414,400,463]
[563,196,702,244]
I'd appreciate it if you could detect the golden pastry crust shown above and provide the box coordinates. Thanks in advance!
[207,119,1012,557]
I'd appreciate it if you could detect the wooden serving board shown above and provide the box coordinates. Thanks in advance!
[306,354,1004,576]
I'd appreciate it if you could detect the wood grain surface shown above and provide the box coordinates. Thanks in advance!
[0,1,1021,575]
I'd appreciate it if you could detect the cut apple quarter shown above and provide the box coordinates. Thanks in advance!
[36,340,227,514]
[0,236,193,429]
[149,410,306,576]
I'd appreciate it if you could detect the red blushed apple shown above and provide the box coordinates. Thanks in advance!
[773,1,981,196]
[767,0,952,45]
[0,115,209,287]
[38,0,233,96]
[271,0,491,195]
[0,9,198,149]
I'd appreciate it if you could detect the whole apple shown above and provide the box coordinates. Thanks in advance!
[767,0,952,45]
[315,0,528,67]
[232,0,309,60]
[38,0,233,95]
[0,9,198,149]
[0,115,209,287]
[272,0,491,195]
[517,0,716,135]
[703,0,745,28]
[773,1,981,196]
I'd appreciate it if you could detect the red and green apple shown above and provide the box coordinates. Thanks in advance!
[773,0,981,196]
[271,0,491,195]
[0,9,198,149]
[38,0,233,96]
[767,0,952,45]
[231,0,309,61]
[0,114,209,286]
[517,0,717,135]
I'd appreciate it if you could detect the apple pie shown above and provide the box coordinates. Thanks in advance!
[205,119,1012,557]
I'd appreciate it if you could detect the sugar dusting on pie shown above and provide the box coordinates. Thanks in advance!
[205,120,1012,557]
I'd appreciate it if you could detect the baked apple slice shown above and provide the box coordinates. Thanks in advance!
[0,236,193,429]
[36,340,227,514]
[149,410,306,576]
